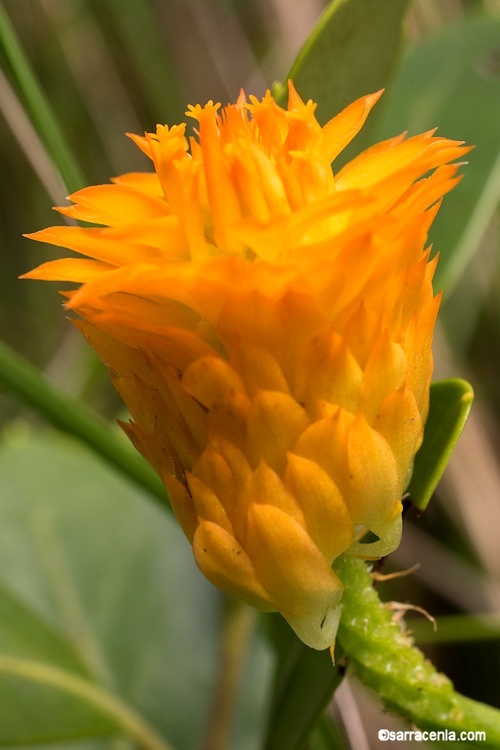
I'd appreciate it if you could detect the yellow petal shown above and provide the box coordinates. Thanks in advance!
[186,473,233,533]
[285,453,353,563]
[241,462,304,528]
[230,342,289,397]
[246,503,344,649]
[247,390,310,473]
[346,413,400,528]
[193,520,274,611]
[182,356,246,408]
[24,83,468,650]
[163,474,198,543]
[376,386,422,489]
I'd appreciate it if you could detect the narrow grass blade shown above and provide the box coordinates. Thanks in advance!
[0,339,167,507]
[0,1,85,192]
[409,613,500,645]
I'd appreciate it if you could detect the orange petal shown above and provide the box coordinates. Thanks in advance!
[323,90,383,164]
[56,184,168,226]
[21,258,112,283]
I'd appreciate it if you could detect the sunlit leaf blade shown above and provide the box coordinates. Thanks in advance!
[374,11,500,294]
[407,379,474,511]
[274,0,411,128]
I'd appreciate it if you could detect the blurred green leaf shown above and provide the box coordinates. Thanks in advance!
[0,431,217,746]
[409,613,500,645]
[308,714,348,750]
[407,379,474,511]
[274,0,411,132]
[0,1,85,192]
[0,431,272,749]
[263,615,343,750]
[0,584,123,742]
[374,11,500,294]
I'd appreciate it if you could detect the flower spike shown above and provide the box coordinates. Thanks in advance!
[23,85,470,650]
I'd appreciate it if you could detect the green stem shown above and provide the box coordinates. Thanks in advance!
[336,556,500,748]
[0,339,168,507]
[202,598,256,750]
[0,1,85,192]
[0,655,174,750]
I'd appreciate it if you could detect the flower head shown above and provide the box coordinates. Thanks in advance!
[24,83,469,649]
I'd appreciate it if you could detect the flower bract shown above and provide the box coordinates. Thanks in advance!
[24,82,469,649]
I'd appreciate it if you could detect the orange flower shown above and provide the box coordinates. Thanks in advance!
[24,83,469,649]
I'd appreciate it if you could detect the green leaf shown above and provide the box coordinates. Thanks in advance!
[373,10,500,294]
[0,586,121,743]
[308,714,349,750]
[408,613,500,646]
[0,430,213,746]
[263,615,343,750]
[274,0,411,133]
[407,379,474,512]
[0,430,273,749]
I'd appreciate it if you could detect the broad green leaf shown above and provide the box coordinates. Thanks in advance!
[374,11,500,294]
[407,379,474,511]
[0,586,121,742]
[274,0,411,133]
[0,430,273,749]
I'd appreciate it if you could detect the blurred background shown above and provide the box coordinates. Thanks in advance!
[0,0,499,747]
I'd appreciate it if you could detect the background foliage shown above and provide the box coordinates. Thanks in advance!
[0,0,499,747]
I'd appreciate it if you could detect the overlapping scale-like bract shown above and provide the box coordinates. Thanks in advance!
[25,83,469,649]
